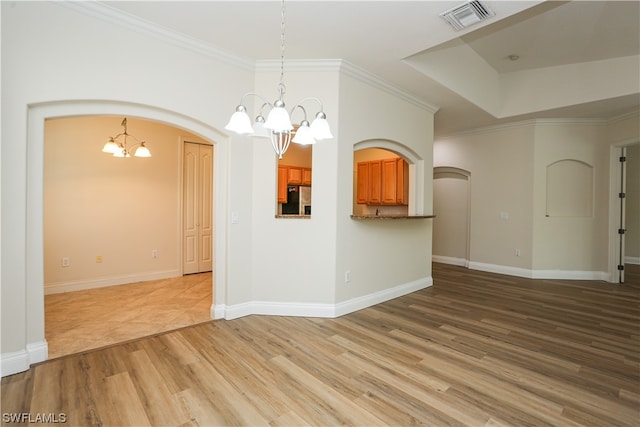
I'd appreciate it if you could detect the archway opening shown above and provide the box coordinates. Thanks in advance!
[26,101,229,362]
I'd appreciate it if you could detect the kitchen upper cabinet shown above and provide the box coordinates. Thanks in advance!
[357,157,408,206]
[302,168,312,186]
[287,167,303,185]
[368,160,382,205]
[356,162,369,204]
[277,166,288,203]
[277,165,312,203]
[395,158,409,205]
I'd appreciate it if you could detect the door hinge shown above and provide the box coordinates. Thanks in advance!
[618,265,625,271]
[618,228,626,234]
[619,192,626,199]
[619,156,627,162]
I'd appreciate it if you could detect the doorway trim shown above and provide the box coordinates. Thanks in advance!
[26,100,229,363]
[608,138,640,283]
[433,166,471,267]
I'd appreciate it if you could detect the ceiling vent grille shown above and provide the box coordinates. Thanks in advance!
[440,0,495,31]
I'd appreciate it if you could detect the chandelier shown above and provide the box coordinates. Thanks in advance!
[225,0,333,159]
[101,117,151,158]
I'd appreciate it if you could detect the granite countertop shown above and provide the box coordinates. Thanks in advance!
[350,214,435,220]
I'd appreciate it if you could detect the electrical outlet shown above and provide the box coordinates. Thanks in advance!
[344,270,352,283]
[515,248,521,257]
[61,257,70,267]
[152,249,159,259]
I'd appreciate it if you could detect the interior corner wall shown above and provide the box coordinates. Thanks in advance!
[43,116,209,293]
[335,71,435,305]
[434,124,535,273]
[247,64,340,307]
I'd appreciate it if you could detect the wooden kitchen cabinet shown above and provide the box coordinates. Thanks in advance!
[356,157,408,206]
[368,160,382,205]
[287,167,303,184]
[395,158,409,205]
[356,162,369,204]
[277,166,288,203]
[302,168,312,186]
[278,165,312,203]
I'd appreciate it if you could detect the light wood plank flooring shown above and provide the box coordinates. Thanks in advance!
[2,263,639,426]
[45,273,212,358]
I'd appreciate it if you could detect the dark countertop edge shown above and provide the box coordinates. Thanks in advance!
[350,215,435,220]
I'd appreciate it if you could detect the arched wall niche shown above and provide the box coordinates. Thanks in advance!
[353,139,425,216]
[546,158,594,217]
[25,100,230,356]
[434,166,470,180]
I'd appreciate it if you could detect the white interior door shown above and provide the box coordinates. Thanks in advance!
[183,142,213,275]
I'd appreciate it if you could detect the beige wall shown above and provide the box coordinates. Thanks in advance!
[44,116,209,293]
[531,122,609,273]
[434,124,535,272]
[434,114,640,278]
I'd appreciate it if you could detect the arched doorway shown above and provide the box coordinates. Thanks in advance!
[433,167,471,267]
[26,100,229,362]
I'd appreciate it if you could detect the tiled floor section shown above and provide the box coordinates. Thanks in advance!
[45,273,213,359]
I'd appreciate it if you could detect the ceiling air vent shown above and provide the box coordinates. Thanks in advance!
[440,0,495,31]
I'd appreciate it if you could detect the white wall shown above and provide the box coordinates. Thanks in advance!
[1,2,438,376]
[1,1,243,374]
[335,71,436,305]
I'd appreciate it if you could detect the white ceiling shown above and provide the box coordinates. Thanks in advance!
[101,0,639,137]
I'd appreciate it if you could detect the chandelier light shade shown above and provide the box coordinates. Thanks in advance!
[224,0,333,159]
[102,117,151,158]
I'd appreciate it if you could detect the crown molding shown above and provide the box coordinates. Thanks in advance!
[256,59,440,114]
[607,108,640,125]
[340,61,440,114]
[438,117,617,140]
[58,1,255,72]
[58,2,440,115]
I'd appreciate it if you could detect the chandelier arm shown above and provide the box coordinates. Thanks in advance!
[289,104,308,122]
[293,97,325,112]
[239,92,273,108]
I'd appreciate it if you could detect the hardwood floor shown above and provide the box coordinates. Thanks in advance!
[2,263,639,426]
[45,273,213,358]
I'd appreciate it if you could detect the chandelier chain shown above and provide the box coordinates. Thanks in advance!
[279,0,286,99]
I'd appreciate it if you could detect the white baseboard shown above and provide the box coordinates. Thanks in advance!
[432,255,468,267]
[44,269,181,294]
[213,276,433,320]
[335,276,433,317]
[1,340,48,378]
[467,261,609,281]
[625,256,640,265]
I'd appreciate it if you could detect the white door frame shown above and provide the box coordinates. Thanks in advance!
[608,138,639,283]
